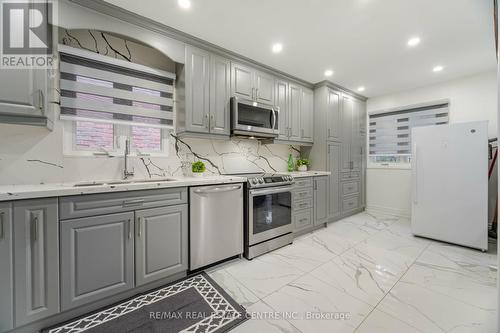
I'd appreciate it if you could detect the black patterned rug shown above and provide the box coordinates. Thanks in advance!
[43,272,247,333]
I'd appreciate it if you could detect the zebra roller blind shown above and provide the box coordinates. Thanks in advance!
[369,102,449,156]
[59,45,175,129]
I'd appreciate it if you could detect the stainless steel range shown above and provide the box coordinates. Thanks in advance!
[233,173,294,259]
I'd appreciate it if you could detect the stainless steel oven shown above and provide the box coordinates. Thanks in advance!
[231,97,278,138]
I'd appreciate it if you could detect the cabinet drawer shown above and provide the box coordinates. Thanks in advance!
[341,172,360,180]
[293,187,313,201]
[293,198,313,212]
[294,177,313,188]
[342,195,360,212]
[60,187,188,220]
[293,209,313,232]
[342,181,360,196]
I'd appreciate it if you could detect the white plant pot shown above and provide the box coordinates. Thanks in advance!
[192,172,204,178]
[298,165,308,172]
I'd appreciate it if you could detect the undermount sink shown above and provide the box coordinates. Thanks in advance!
[73,178,177,187]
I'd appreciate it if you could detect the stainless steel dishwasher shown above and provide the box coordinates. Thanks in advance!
[189,183,243,270]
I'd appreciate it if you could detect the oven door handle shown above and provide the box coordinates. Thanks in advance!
[249,186,293,196]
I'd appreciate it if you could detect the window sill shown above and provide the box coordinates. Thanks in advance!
[367,163,411,170]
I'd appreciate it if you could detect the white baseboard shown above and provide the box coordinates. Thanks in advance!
[366,205,410,218]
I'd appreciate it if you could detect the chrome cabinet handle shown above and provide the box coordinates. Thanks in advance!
[0,212,4,240]
[205,114,209,128]
[271,108,277,130]
[137,217,143,238]
[299,218,308,223]
[210,114,214,129]
[31,215,38,242]
[128,219,133,239]
[38,89,44,111]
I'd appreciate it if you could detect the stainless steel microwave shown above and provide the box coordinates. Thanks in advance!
[230,97,278,138]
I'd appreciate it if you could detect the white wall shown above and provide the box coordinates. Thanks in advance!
[366,71,497,217]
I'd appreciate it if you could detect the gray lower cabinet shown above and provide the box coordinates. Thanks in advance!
[135,205,188,286]
[313,176,328,225]
[0,202,13,332]
[328,143,342,220]
[60,212,135,311]
[13,198,59,326]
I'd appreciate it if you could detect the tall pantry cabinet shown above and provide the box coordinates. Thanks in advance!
[305,84,367,222]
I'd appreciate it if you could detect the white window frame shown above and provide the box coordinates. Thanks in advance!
[367,99,449,169]
[63,122,170,158]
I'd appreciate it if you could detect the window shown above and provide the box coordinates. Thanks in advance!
[368,101,449,166]
[59,45,175,156]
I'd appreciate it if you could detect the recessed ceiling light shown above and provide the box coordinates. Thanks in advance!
[272,43,283,53]
[357,86,365,92]
[433,65,444,72]
[407,37,421,47]
[178,0,191,9]
[324,70,334,77]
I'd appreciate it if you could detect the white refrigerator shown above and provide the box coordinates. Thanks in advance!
[411,121,488,251]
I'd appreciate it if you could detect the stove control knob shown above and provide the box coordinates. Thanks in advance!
[251,179,258,185]
[258,178,264,184]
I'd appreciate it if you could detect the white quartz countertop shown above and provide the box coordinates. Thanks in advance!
[280,171,331,178]
[0,175,247,202]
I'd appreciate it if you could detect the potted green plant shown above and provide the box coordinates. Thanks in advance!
[296,158,310,172]
[191,161,206,178]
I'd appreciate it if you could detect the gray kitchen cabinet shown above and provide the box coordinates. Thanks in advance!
[275,79,289,140]
[135,205,188,286]
[0,203,13,332]
[13,198,59,326]
[209,55,231,135]
[60,212,135,311]
[313,176,328,225]
[231,62,254,100]
[288,83,302,141]
[326,88,341,141]
[300,88,314,142]
[341,94,354,171]
[231,62,275,105]
[255,70,275,105]
[185,45,211,134]
[328,142,342,220]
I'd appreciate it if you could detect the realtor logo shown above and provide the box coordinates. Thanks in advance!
[1,0,57,68]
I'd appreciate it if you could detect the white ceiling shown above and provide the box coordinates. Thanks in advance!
[104,0,496,97]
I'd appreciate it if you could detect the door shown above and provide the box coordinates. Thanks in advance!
[249,186,293,245]
[210,55,231,135]
[300,88,314,142]
[314,176,328,225]
[255,70,275,105]
[412,122,488,250]
[328,143,341,219]
[185,46,210,133]
[0,203,13,332]
[136,205,188,285]
[341,94,353,171]
[14,198,59,326]
[231,62,254,100]
[275,79,289,139]
[60,212,134,310]
[327,89,341,141]
[351,98,362,171]
[288,84,302,141]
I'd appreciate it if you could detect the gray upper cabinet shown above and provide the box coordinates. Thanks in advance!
[60,212,135,311]
[327,89,341,141]
[185,46,211,134]
[182,46,231,137]
[0,203,13,332]
[313,176,328,225]
[288,83,302,141]
[13,198,59,326]
[231,62,254,100]
[328,142,342,220]
[300,88,314,143]
[135,205,188,286]
[255,70,275,105]
[231,62,275,105]
[275,79,289,140]
[209,55,231,135]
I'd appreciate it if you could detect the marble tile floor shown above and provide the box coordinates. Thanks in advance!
[207,212,498,333]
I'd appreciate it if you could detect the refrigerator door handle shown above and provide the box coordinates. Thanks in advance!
[412,143,418,204]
